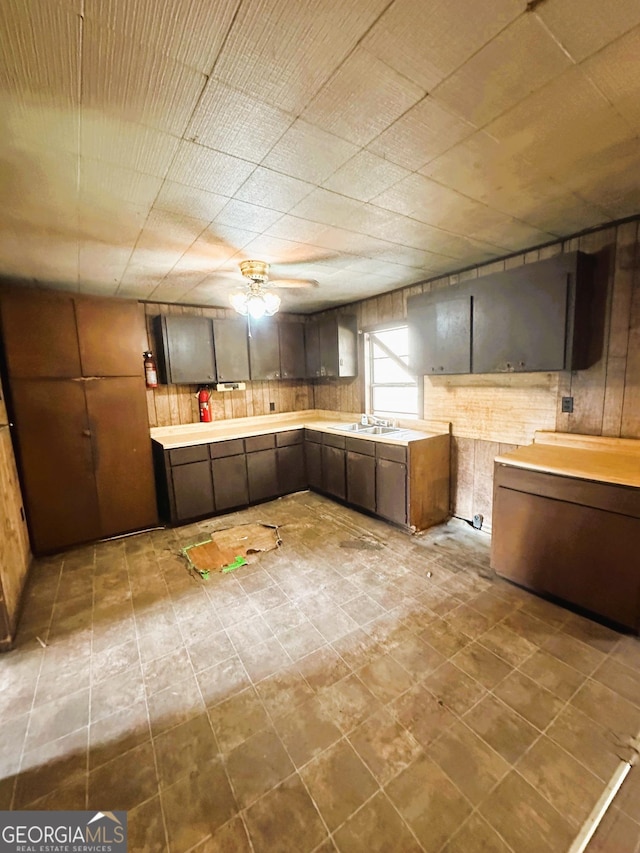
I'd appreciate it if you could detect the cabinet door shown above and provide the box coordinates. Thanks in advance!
[76,297,148,377]
[336,315,358,377]
[279,323,306,379]
[213,318,250,381]
[305,322,321,378]
[319,318,339,377]
[473,262,569,373]
[0,290,81,378]
[85,377,159,537]
[322,444,346,500]
[305,440,322,490]
[155,315,216,384]
[347,451,376,512]
[408,292,471,375]
[172,461,215,522]
[212,453,249,510]
[249,320,280,380]
[376,458,407,526]
[277,444,307,494]
[10,379,101,553]
[247,448,279,502]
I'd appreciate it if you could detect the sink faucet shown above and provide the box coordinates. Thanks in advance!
[361,413,396,428]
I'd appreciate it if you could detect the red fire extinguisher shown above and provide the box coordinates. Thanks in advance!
[198,386,212,422]
[143,351,158,388]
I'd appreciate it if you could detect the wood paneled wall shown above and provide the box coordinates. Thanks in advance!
[0,374,31,647]
[143,303,314,428]
[338,218,640,531]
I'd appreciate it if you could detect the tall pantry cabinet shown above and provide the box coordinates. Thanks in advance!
[0,288,158,554]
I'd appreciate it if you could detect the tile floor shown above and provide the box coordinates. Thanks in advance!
[2,491,640,852]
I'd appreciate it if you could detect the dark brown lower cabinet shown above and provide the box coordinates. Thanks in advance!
[492,463,640,631]
[305,434,323,490]
[346,450,376,512]
[277,444,307,494]
[322,444,346,500]
[172,461,214,522]
[11,377,157,553]
[212,454,249,511]
[376,458,407,526]
[247,449,279,503]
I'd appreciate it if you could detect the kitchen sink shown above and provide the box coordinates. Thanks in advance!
[364,426,401,434]
[331,422,372,431]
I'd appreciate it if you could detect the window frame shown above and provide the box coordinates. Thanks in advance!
[363,321,421,420]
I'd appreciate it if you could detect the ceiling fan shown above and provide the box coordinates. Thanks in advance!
[229,260,318,319]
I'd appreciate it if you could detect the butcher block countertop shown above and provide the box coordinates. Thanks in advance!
[495,431,640,489]
[151,410,450,450]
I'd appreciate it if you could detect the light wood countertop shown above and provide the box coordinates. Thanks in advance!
[150,410,450,450]
[495,431,640,489]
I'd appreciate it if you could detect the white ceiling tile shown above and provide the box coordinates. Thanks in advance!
[81,117,181,177]
[234,167,315,213]
[535,0,640,62]
[432,15,572,126]
[170,224,259,277]
[421,132,530,202]
[213,0,391,113]
[0,226,80,284]
[135,208,210,253]
[265,214,334,246]
[363,0,524,91]
[302,47,424,146]
[167,141,256,195]
[373,173,482,225]
[322,151,410,202]
[262,120,359,184]
[0,1,80,105]
[80,159,164,208]
[187,78,295,163]
[154,181,229,221]
[2,95,80,156]
[485,67,636,183]
[85,0,241,74]
[239,235,335,266]
[82,20,206,136]
[78,242,133,288]
[289,189,369,230]
[213,199,284,232]
[368,97,476,170]
[581,25,640,133]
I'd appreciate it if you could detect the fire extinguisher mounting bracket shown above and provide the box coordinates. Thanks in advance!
[216,382,246,392]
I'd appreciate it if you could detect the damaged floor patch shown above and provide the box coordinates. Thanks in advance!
[181,522,281,578]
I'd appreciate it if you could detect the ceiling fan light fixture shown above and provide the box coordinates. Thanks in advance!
[239,259,270,282]
[229,287,281,319]
[229,291,249,315]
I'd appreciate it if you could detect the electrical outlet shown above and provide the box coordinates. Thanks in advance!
[269,402,275,412]
[562,396,574,413]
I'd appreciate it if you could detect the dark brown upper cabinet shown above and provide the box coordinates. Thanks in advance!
[154,314,217,384]
[213,317,250,382]
[248,319,281,380]
[408,292,471,375]
[472,252,594,373]
[408,251,594,375]
[76,296,148,376]
[279,322,306,379]
[0,289,82,378]
[306,315,358,378]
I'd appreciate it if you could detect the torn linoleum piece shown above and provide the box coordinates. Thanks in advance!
[181,522,281,579]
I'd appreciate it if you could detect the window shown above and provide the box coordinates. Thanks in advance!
[365,325,419,420]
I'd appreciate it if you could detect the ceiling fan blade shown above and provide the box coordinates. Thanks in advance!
[269,278,319,289]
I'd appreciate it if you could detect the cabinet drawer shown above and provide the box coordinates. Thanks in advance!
[245,433,276,453]
[276,429,304,447]
[496,464,640,518]
[168,445,209,466]
[346,437,375,456]
[322,432,346,449]
[209,438,245,459]
[305,429,323,443]
[376,443,407,464]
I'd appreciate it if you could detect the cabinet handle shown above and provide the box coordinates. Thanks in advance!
[519,361,525,368]
[82,429,91,437]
